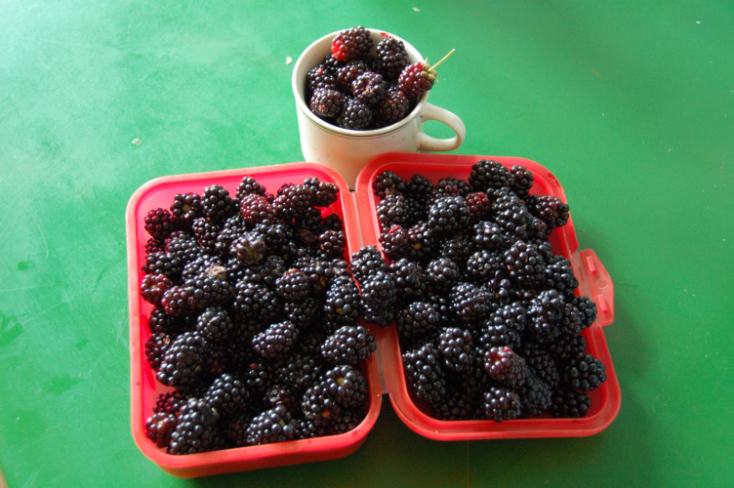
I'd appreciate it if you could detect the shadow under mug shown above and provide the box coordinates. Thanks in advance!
[292,29,466,189]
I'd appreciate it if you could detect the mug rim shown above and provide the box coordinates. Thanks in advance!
[292,28,430,137]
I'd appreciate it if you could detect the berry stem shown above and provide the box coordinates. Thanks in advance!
[429,49,455,72]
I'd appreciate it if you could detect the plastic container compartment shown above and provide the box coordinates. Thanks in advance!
[354,152,621,440]
[126,163,382,478]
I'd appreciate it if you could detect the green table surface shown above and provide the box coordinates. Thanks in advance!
[1,1,733,486]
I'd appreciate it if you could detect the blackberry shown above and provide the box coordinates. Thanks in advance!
[521,344,560,388]
[526,216,549,239]
[145,333,171,370]
[154,391,188,415]
[297,257,333,292]
[437,327,474,372]
[484,386,522,422]
[186,273,233,309]
[352,71,387,106]
[405,173,434,204]
[332,408,366,434]
[427,196,470,236]
[204,373,249,418]
[509,165,534,199]
[156,331,207,387]
[310,88,345,118]
[161,285,196,317]
[235,176,266,200]
[526,195,570,230]
[433,177,471,199]
[167,232,202,265]
[148,308,188,336]
[503,240,545,288]
[517,374,553,416]
[360,270,397,311]
[573,296,597,329]
[376,37,410,80]
[465,191,491,222]
[274,269,311,302]
[430,389,472,421]
[336,60,369,91]
[239,194,275,225]
[528,289,565,342]
[487,302,527,334]
[363,304,395,328]
[398,61,436,100]
[546,333,587,363]
[337,97,372,130]
[559,301,585,335]
[350,246,387,284]
[321,325,376,365]
[297,418,334,439]
[388,258,425,299]
[562,353,606,391]
[324,275,362,327]
[196,306,233,343]
[425,258,461,291]
[230,231,268,265]
[478,321,522,350]
[145,237,166,257]
[377,193,409,231]
[302,383,342,424]
[545,255,579,298]
[265,384,299,411]
[297,329,328,357]
[402,343,448,407]
[143,252,182,281]
[377,89,410,124]
[273,184,315,220]
[427,291,453,326]
[473,221,509,251]
[319,230,346,257]
[380,224,410,260]
[307,64,338,93]
[449,282,491,326]
[141,274,173,308]
[170,193,203,227]
[283,297,320,328]
[276,353,323,393]
[246,405,297,445]
[406,222,436,262]
[483,346,530,389]
[252,321,298,359]
[214,215,245,256]
[231,282,281,329]
[403,195,426,226]
[145,412,177,448]
[440,235,473,267]
[227,413,256,447]
[304,177,339,207]
[331,26,373,62]
[549,387,592,418]
[246,255,288,288]
[468,160,512,193]
[202,184,235,223]
[322,365,369,407]
[181,253,223,283]
[372,171,404,198]
[493,189,533,240]
[242,359,276,394]
[192,217,222,252]
[323,213,343,231]
[144,208,176,239]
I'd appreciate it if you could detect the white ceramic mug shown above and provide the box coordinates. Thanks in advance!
[292,29,466,188]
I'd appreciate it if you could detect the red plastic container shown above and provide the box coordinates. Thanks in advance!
[126,163,382,478]
[354,153,620,440]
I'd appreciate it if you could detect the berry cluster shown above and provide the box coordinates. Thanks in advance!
[139,175,376,454]
[369,161,604,421]
[306,26,454,131]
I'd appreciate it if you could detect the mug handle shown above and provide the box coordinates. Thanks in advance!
[417,102,466,152]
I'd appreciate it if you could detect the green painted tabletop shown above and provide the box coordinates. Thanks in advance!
[1,1,733,487]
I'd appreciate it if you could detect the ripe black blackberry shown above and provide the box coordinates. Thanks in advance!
[449,282,491,327]
[521,344,560,388]
[161,285,195,317]
[265,384,299,411]
[204,373,249,419]
[141,274,173,308]
[427,196,471,236]
[230,231,268,265]
[310,88,345,118]
[323,213,343,232]
[509,165,534,199]
[236,176,267,200]
[148,308,189,336]
[246,405,297,445]
[214,215,245,256]
[318,230,345,258]
[241,359,277,395]
[437,327,474,372]
[332,408,367,434]
[350,246,387,284]
[283,296,320,329]
[573,296,597,329]
[360,270,397,310]
[170,193,204,228]
[503,240,545,289]
[331,26,373,61]
[484,386,522,422]
[231,281,281,329]
[143,252,183,281]
[558,301,585,336]
[336,59,369,90]
[295,257,332,292]
[145,333,171,371]
[297,418,334,439]
[377,193,409,230]
[545,255,579,298]
[425,258,461,291]
[493,189,533,240]
[468,159,512,193]
[380,224,410,260]
[252,321,298,359]
[473,221,509,251]
[487,302,527,334]
[546,332,587,364]
[276,353,323,393]
[307,64,338,93]
[562,353,606,391]
[144,208,176,240]
[402,343,448,407]
[167,398,220,454]
[426,291,454,326]
[180,253,222,282]
[375,38,410,80]
[273,184,315,220]
[303,177,339,207]
[433,177,471,200]
[322,365,368,407]
[388,258,425,299]
[352,71,387,106]
[202,184,235,223]
[517,374,553,417]
[154,390,189,415]
[372,171,404,198]
[464,249,503,284]
[274,269,311,302]
[431,390,472,421]
[245,255,288,288]
[483,346,530,389]
[478,321,522,350]
[186,272,233,309]
[157,331,207,387]
[302,383,342,424]
[439,235,473,268]
[377,89,410,124]
[363,304,395,328]
[549,387,592,418]
[321,325,376,365]
[145,412,177,448]
[145,237,166,258]
[226,413,256,447]
[406,222,436,262]
[297,329,328,357]
[191,217,221,253]
[528,289,565,342]
[337,97,372,130]
[526,195,570,230]
[324,275,362,327]
[196,306,233,343]
[404,173,434,204]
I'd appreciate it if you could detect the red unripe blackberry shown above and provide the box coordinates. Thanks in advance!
[141,274,173,308]
[398,62,435,100]
[239,194,275,224]
[331,26,373,61]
